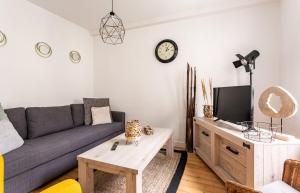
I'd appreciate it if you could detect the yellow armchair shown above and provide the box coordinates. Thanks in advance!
[0,155,3,193]
[40,179,82,193]
[226,159,300,193]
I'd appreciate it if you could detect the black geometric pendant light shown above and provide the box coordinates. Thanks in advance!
[99,0,125,45]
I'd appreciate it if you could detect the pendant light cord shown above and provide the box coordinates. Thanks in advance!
[112,0,114,12]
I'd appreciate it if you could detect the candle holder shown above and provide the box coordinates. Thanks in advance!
[125,120,142,145]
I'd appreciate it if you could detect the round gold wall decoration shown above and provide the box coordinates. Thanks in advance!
[0,31,7,47]
[258,86,298,119]
[69,51,81,63]
[35,42,52,58]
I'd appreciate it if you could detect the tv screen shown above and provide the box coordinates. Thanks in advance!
[213,86,251,124]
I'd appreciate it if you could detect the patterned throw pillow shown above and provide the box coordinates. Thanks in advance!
[83,98,110,125]
[0,104,24,154]
[0,104,8,121]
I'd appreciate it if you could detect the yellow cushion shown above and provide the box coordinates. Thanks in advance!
[0,155,3,193]
[40,179,81,193]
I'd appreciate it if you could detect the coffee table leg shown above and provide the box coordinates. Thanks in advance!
[166,134,174,157]
[78,160,94,193]
[126,172,142,193]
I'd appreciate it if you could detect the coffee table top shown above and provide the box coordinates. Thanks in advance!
[77,127,173,174]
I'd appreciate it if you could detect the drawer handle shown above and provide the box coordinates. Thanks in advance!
[243,142,251,149]
[201,131,209,137]
[226,146,239,155]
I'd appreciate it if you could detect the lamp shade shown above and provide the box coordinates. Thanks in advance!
[99,11,125,45]
[233,60,243,68]
[233,50,260,72]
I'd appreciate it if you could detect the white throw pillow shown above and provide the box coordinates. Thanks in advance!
[91,106,112,125]
[0,119,24,154]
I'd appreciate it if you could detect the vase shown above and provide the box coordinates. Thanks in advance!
[203,105,213,118]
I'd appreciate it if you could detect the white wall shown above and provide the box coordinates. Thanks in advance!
[280,0,300,137]
[0,0,94,108]
[94,2,281,144]
[0,0,285,144]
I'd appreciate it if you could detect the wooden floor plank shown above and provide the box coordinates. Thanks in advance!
[177,153,226,193]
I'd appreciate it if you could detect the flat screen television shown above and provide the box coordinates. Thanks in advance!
[213,85,251,124]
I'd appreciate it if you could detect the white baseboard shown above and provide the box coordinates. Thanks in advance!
[174,141,186,151]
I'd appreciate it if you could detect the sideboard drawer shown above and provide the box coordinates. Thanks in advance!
[219,150,247,184]
[220,138,246,166]
[199,126,211,144]
[199,138,211,161]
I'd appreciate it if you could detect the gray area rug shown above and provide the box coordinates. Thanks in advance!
[94,152,181,193]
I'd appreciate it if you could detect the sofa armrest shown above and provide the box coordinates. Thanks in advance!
[282,159,300,191]
[226,181,262,193]
[0,155,3,193]
[111,111,125,124]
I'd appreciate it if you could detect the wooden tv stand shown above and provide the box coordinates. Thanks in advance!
[193,117,300,188]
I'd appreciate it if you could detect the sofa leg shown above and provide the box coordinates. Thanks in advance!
[78,159,94,193]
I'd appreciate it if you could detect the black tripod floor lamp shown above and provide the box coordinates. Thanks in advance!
[233,50,260,130]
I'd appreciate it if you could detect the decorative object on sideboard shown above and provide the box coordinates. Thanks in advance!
[203,105,213,119]
[233,50,260,131]
[125,120,142,145]
[99,0,125,45]
[258,86,298,141]
[242,121,281,143]
[0,31,7,47]
[201,78,213,119]
[35,42,52,58]
[143,126,154,135]
[155,39,178,63]
[186,63,196,152]
[69,51,81,63]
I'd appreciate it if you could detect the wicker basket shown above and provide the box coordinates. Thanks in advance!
[125,120,142,145]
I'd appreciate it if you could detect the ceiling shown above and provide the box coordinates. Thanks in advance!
[27,0,276,33]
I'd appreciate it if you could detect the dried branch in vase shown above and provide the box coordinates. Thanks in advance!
[201,78,213,118]
[209,78,213,104]
[201,79,208,105]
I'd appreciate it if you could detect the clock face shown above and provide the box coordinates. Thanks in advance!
[155,39,178,63]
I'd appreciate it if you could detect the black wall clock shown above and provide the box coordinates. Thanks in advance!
[155,39,178,63]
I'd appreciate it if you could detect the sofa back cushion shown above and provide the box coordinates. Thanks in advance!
[26,105,74,139]
[71,104,84,127]
[5,108,27,139]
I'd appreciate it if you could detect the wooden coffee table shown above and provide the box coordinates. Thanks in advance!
[77,128,174,193]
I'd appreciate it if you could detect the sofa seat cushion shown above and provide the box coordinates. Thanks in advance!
[4,122,124,180]
[258,180,299,193]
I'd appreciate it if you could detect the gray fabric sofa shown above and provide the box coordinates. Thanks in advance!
[3,104,125,193]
